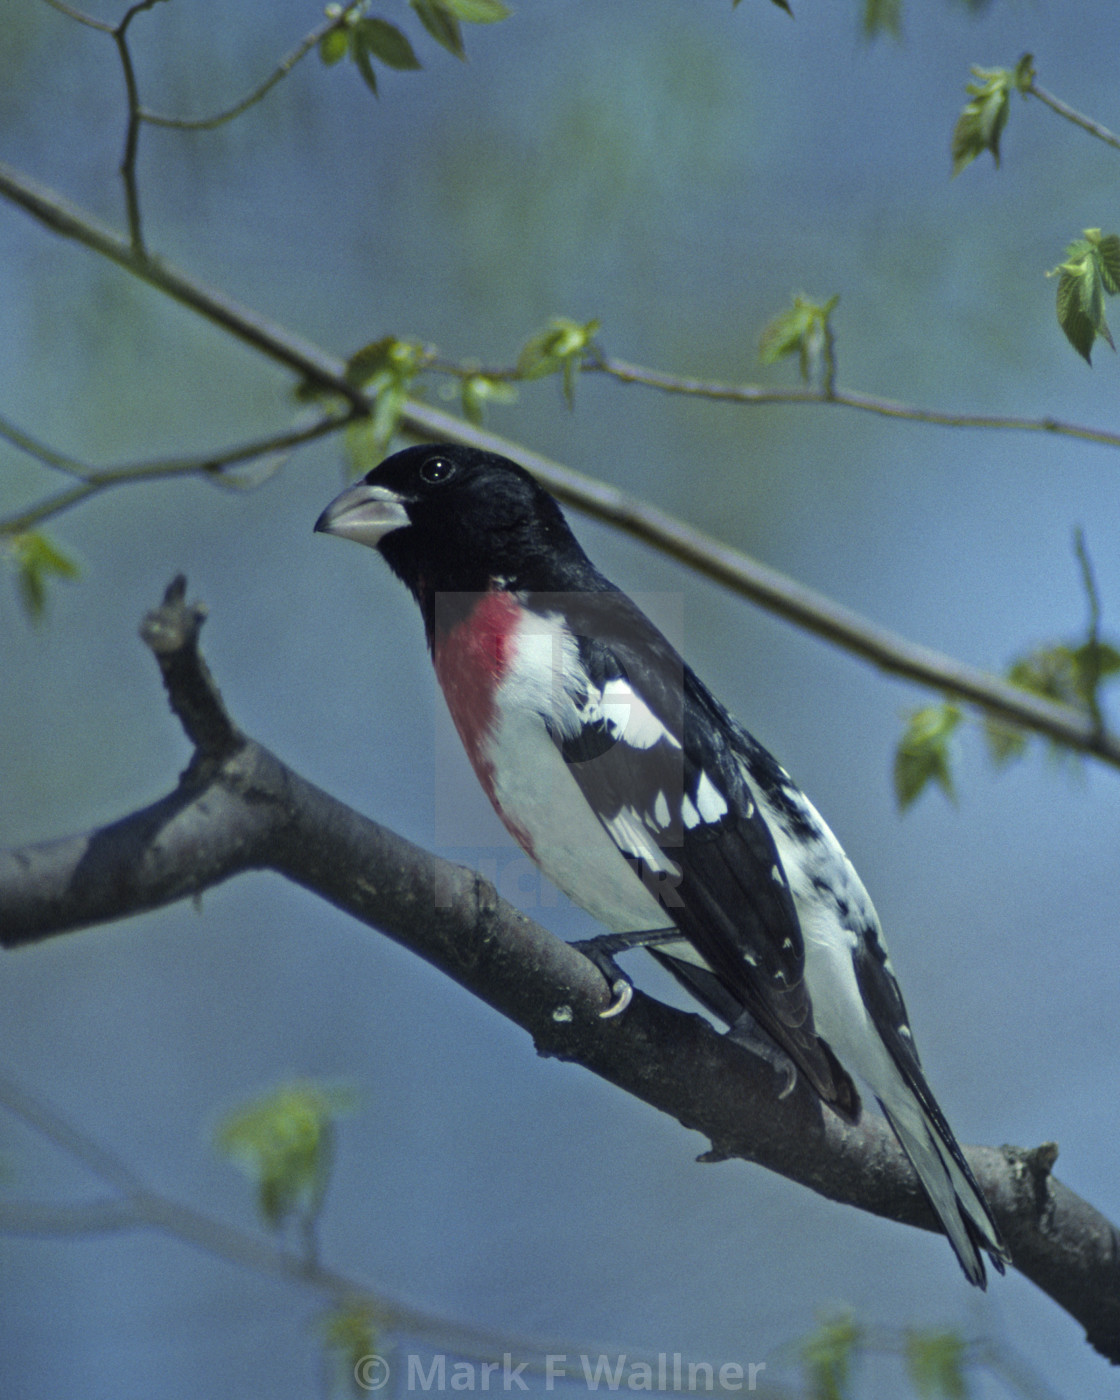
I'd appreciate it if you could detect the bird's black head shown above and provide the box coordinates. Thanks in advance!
[315,443,595,602]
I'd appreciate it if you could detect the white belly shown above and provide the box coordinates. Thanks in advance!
[488,706,670,933]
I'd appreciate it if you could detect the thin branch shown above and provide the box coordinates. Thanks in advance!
[1,160,1117,767]
[1074,528,1106,737]
[0,1065,145,1196]
[1,579,1118,1361]
[0,1070,812,1394]
[139,12,353,132]
[0,160,368,410]
[588,353,1120,451]
[0,412,93,479]
[0,412,351,536]
[0,1079,1069,1400]
[48,0,360,252]
[113,1,168,254]
[1027,82,1120,154]
[41,0,114,35]
[0,1069,596,1369]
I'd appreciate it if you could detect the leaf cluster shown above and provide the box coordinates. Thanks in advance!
[216,1081,357,1235]
[758,294,839,389]
[517,316,601,408]
[895,635,1120,809]
[318,0,511,95]
[894,703,963,811]
[951,54,1034,175]
[801,1313,863,1400]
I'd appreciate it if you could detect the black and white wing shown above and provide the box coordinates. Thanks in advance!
[529,590,858,1118]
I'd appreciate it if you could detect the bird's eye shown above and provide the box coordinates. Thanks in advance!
[419,455,456,485]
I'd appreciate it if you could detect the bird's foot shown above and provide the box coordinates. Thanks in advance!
[726,1012,798,1099]
[568,935,643,1018]
[570,929,679,1019]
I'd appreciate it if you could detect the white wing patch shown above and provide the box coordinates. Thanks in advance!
[599,676,681,751]
[695,770,728,823]
[602,805,682,875]
[680,770,729,830]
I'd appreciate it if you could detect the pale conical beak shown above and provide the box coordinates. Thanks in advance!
[314,482,411,549]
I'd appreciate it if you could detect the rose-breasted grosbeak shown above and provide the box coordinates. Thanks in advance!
[316,442,1008,1287]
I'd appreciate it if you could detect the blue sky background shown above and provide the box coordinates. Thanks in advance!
[2,2,1120,1396]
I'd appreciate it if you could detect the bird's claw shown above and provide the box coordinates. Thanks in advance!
[599,979,633,1019]
[571,938,634,1019]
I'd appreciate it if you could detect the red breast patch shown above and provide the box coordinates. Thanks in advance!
[433,589,522,812]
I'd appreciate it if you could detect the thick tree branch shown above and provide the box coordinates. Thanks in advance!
[1,580,1117,1361]
[2,159,1119,770]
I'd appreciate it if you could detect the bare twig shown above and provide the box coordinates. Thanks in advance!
[0,1068,600,1368]
[48,0,355,251]
[41,0,114,35]
[1074,529,1106,737]
[0,412,93,479]
[0,1070,1069,1397]
[139,11,356,132]
[113,0,169,254]
[588,353,1120,451]
[0,412,350,536]
[1026,82,1120,154]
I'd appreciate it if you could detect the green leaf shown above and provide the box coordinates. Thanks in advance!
[444,0,512,21]
[1074,638,1120,686]
[862,0,901,39]
[217,1082,357,1232]
[894,704,961,811]
[516,316,600,406]
[319,27,350,66]
[987,641,1100,764]
[342,336,430,462]
[904,1330,967,1400]
[356,18,422,70]
[8,531,80,623]
[461,373,517,426]
[1048,230,1120,363]
[1011,52,1036,93]
[345,336,400,387]
[410,0,465,58]
[344,336,429,388]
[758,294,839,384]
[801,1314,861,1400]
[351,33,379,96]
[1004,639,1120,714]
[952,65,1014,176]
[1055,266,1100,363]
[1096,233,1120,295]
